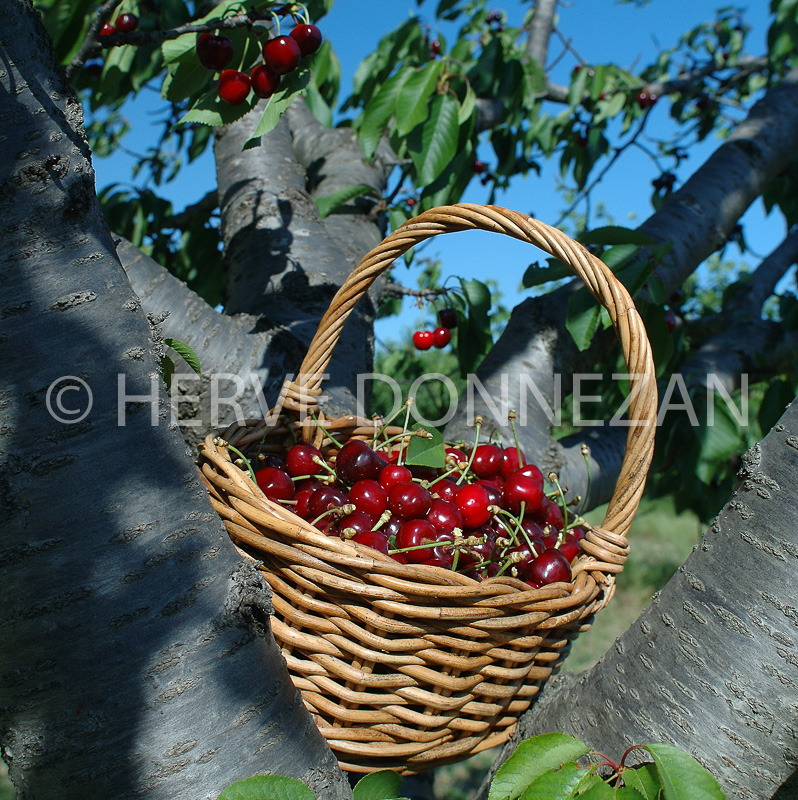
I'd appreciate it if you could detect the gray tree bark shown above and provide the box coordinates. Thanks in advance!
[479,396,798,800]
[0,4,349,798]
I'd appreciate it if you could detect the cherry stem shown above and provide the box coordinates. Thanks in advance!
[388,540,443,555]
[508,409,524,470]
[618,744,646,771]
[591,751,620,772]
[372,402,408,448]
[548,472,570,532]
[310,504,352,528]
[456,417,482,485]
[227,444,256,483]
[311,455,337,478]
[397,399,415,465]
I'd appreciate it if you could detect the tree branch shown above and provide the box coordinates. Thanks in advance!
[525,0,558,69]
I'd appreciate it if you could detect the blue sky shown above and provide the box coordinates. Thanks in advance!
[90,0,781,341]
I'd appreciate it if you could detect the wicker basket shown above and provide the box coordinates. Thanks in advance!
[198,204,657,774]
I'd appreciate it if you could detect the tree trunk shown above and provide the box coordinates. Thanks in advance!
[0,4,348,798]
[481,397,798,800]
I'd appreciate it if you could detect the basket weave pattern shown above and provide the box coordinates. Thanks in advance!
[198,205,657,773]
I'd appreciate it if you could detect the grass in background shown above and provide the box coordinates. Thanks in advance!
[564,495,703,673]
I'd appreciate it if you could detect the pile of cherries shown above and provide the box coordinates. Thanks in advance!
[412,307,457,352]
[251,435,586,589]
[195,23,323,105]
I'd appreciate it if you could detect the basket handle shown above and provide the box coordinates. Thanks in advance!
[281,204,657,541]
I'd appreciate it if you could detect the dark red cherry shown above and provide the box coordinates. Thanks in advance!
[289,23,323,56]
[352,530,389,555]
[115,12,138,32]
[437,307,458,329]
[251,64,280,98]
[218,69,251,105]
[196,33,235,71]
[388,481,431,520]
[263,35,302,75]
[336,439,382,485]
[348,479,388,520]
[338,510,377,539]
[432,327,452,348]
[428,477,459,503]
[255,467,294,502]
[396,519,437,563]
[307,485,348,520]
[545,501,566,531]
[100,22,115,35]
[501,445,526,477]
[528,549,572,586]
[427,498,463,534]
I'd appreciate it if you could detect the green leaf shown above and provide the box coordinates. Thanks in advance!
[395,61,443,136]
[566,287,601,351]
[161,32,197,65]
[404,426,446,468]
[643,744,727,800]
[160,356,175,391]
[521,259,573,288]
[574,779,614,799]
[244,69,311,146]
[622,763,664,800]
[615,789,646,800]
[408,94,460,185]
[352,770,408,800]
[458,83,477,125]
[359,70,411,160]
[315,184,376,218]
[488,733,591,800]
[216,774,316,800]
[303,83,333,128]
[178,87,254,128]
[579,226,656,246]
[163,338,201,376]
[518,762,594,799]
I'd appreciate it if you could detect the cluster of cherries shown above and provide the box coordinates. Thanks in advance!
[412,307,457,351]
[100,12,139,35]
[195,23,323,105]
[251,434,586,588]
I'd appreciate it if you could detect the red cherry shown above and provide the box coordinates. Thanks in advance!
[263,35,302,75]
[379,463,412,490]
[428,477,459,502]
[293,482,320,519]
[557,532,582,563]
[196,33,235,71]
[514,463,544,483]
[503,473,544,516]
[338,510,377,538]
[396,519,437,563]
[571,525,588,541]
[115,13,138,32]
[285,442,322,478]
[348,479,388,519]
[545,501,565,531]
[501,446,526,477]
[472,160,487,174]
[251,64,280,98]
[456,483,492,528]
[437,307,458,329]
[255,467,294,502]
[218,70,251,105]
[412,330,434,350]
[528,549,572,586]
[432,327,452,348]
[430,39,441,56]
[476,478,503,506]
[388,481,431,520]
[469,444,504,478]
[351,530,389,555]
[307,486,348,520]
[290,23,323,56]
[427,498,463,534]
[405,197,417,208]
[336,439,382,485]
[100,22,115,35]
